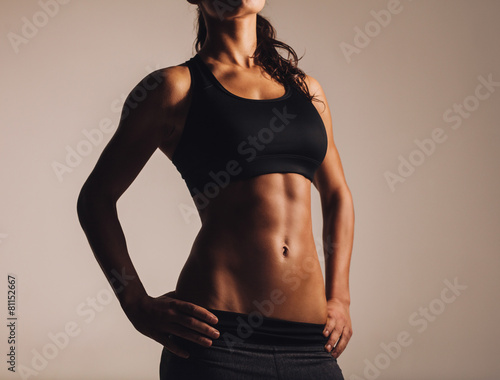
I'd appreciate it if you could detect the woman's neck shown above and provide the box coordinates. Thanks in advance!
[199,14,258,68]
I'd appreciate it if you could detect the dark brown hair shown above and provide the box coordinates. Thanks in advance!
[194,9,321,103]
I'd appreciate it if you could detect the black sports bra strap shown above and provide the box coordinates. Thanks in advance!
[185,55,213,91]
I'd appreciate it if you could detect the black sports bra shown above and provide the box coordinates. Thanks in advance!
[171,54,328,198]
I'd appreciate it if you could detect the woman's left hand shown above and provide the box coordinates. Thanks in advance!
[322,298,353,359]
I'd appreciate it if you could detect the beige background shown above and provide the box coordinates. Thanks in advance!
[1,1,499,379]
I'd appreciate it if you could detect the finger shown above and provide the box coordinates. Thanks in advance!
[169,323,215,348]
[331,334,348,359]
[324,328,342,353]
[175,301,219,325]
[171,312,220,340]
[162,335,190,359]
[322,318,336,338]
[331,327,353,358]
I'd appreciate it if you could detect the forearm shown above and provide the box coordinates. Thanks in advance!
[77,189,147,310]
[322,188,354,304]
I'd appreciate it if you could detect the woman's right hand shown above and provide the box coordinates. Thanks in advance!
[122,290,220,358]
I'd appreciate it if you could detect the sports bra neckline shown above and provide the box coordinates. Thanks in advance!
[193,54,292,103]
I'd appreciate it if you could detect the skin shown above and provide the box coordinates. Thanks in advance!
[77,0,354,361]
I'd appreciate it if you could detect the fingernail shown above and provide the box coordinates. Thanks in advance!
[323,330,329,336]
[325,344,332,351]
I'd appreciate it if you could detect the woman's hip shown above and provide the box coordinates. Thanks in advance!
[159,307,344,380]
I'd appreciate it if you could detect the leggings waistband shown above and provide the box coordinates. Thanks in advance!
[205,307,327,347]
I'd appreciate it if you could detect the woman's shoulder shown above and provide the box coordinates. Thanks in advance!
[120,61,192,122]
[304,74,326,101]
[141,63,191,109]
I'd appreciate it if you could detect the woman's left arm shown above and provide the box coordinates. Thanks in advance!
[307,75,355,359]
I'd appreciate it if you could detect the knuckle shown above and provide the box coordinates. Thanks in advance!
[165,307,176,318]
[167,300,178,311]
[186,316,197,328]
[183,302,194,313]
[198,336,211,346]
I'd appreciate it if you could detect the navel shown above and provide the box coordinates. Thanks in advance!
[282,245,289,257]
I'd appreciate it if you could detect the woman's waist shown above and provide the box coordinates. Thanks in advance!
[174,247,328,323]
[191,225,316,263]
[186,233,322,285]
[174,307,329,351]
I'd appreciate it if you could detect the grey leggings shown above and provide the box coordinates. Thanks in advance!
[159,307,344,380]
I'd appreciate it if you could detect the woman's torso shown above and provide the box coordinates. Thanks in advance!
[159,54,328,324]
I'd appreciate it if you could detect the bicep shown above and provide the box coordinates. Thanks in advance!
[81,71,167,201]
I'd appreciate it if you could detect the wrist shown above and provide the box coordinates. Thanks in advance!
[116,283,148,311]
[327,295,351,306]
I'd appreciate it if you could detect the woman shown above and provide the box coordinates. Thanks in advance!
[77,1,354,379]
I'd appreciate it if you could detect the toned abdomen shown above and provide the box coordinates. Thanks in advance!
[174,173,328,324]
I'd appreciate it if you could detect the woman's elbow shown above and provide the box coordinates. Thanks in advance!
[322,185,353,209]
[76,185,95,226]
[76,182,115,223]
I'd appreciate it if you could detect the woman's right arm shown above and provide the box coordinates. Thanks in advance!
[76,67,219,358]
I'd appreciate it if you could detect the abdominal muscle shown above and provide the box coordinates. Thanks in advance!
[173,173,328,324]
